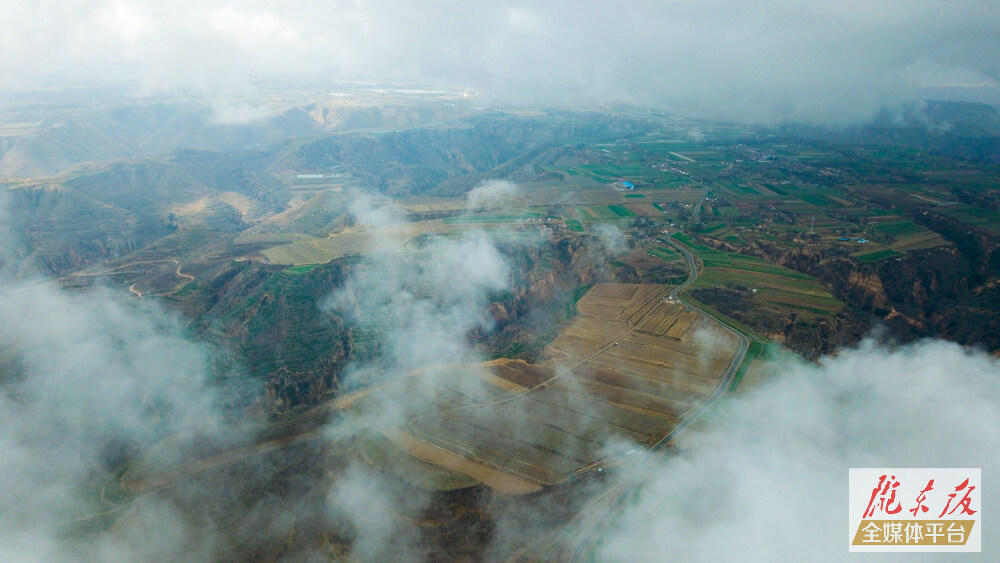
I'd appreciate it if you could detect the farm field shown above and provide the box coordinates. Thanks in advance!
[853,247,907,262]
[354,429,482,491]
[675,233,843,316]
[234,232,316,245]
[940,204,1000,233]
[336,283,741,492]
[888,230,951,252]
[396,197,468,214]
[259,219,482,264]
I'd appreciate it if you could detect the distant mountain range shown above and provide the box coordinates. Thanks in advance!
[784,100,1000,162]
[0,100,475,178]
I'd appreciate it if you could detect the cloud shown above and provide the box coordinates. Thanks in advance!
[207,100,273,124]
[0,1,997,124]
[0,189,22,274]
[0,279,230,560]
[327,461,432,561]
[322,227,512,426]
[347,191,406,230]
[318,224,535,556]
[465,179,520,211]
[4,184,999,560]
[598,338,1000,561]
[594,223,627,256]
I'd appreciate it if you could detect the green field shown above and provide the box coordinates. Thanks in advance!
[608,205,637,217]
[648,247,683,262]
[874,219,924,237]
[582,205,623,220]
[675,233,842,315]
[442,211,540,224]
[889,230,951,252]
[941,204,1000,232]
[854,248,907,262]
[283,264,318,275]
[728,340,767,392]
[697,223,746,246]
[234,232,316,245]
[715,180,761,196]
[801,194,830,206]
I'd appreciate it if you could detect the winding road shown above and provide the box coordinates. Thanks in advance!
[64,259,195,298]
[538,233,751,562]
[69,234,751,555]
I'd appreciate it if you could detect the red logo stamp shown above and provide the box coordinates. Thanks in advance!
[850,468,980,552]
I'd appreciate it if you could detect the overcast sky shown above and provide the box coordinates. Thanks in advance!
[1,2,998,122]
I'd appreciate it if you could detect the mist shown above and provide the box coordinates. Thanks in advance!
[0,189,18,273]
[594,223,628,256]
[319,190,522,559]
[2,202,999,560]
[466,179,521,211]
[0,280,229,560]
[322,222,512,426]
[599,338,1000,561]
[1,1,997,124]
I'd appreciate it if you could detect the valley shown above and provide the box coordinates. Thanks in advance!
[3,95,1000,560]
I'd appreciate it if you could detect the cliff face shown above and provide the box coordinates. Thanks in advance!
[845,268,892,312]
[181,260,351,414]
[812,245,996,347]
[475,234,613,361]
[177,234,616,415]
[692,222,1000,357]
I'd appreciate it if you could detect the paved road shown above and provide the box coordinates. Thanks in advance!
[562,234,750,562]
[63,259,195,298]
[667,235,697,300]
[659,235,750,454]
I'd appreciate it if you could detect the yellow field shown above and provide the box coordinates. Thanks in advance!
[234,232,316,245]
[168,192,268,225]
[337,283,741,492]
[625,203,663,217]
[397,198,468,213]
[889,230,952,252]
[260,219,474,264]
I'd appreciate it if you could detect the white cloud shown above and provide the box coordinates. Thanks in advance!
[0,279,230,560]
[0,1,996,124]
[598,338,1000,561]
[208,100,273,124]
[465,179,520,210]
[322,227,512,426]
[99,1,152,44]
[507,8,541,33]
[594,223,627,255]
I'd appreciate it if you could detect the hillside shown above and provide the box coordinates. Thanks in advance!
[787,100,1000,162]
[0,97,477,177]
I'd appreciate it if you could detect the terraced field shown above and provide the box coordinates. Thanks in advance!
[259,219,481,264]
[397,197,468,213]
[168,191,269,228]
[337,283,741,493]
[889,230,951,252]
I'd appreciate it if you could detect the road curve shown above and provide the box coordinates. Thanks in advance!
[565,234,750,562]
[667,234,698,300]
[657,234,750,453]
